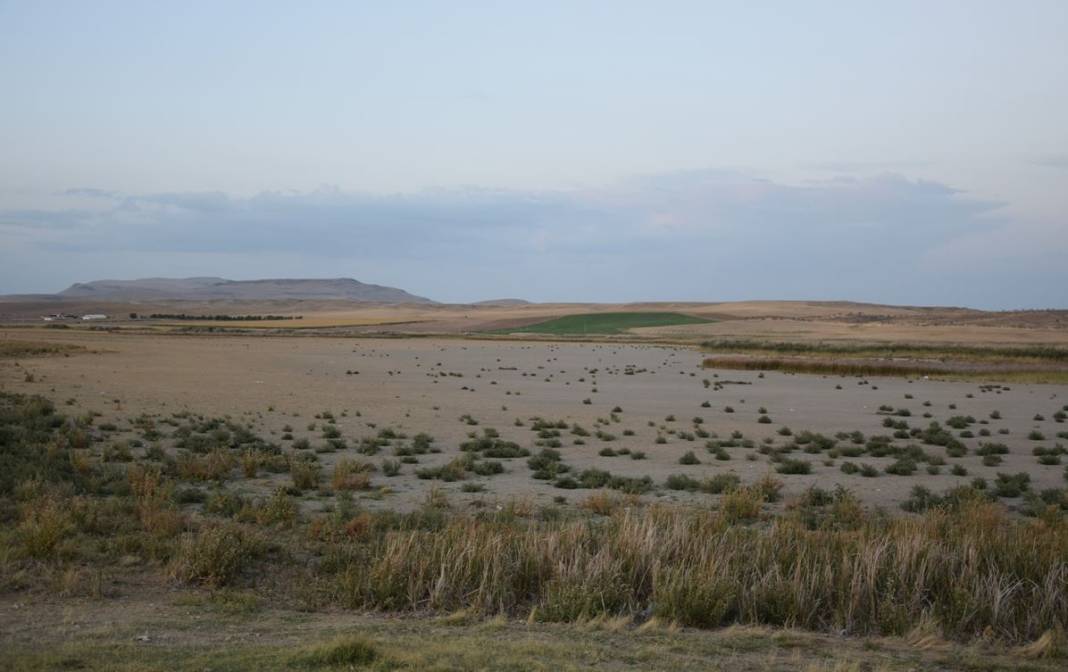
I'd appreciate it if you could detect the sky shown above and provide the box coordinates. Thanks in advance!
[1,1,1066,307]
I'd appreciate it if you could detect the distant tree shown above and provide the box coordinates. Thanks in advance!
[129,312,138,319]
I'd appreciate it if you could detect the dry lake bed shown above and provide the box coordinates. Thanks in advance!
[6,329,1067,512]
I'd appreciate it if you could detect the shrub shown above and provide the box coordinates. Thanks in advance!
[776,458,811,475]
[175,449,235,482]
[885,459,917,476]
[170,524,263,587]
[333,459,375,490]
[679,451,700,465]
[754,474,783,502]
[977,442,1008,456]
[704,473,741,494]
[461,434,525,458]
[901,486,942,513]
[102,442,133,462]
[471,460,504,476]
[665,474,700,491]
[290,459,320,490]
[416,458,470,482]
[993,472,1030,498]
[252,488,297,527]
[382,459,402,477]
[205,490,246,518]
[298,636,378,667]
[719,486,764,522]
[797,486,834,507]
[528,449,567,480]
[946,443,967,458]
[17,496,73,559]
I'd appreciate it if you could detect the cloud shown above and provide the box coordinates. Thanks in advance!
[131,191,232,212]
[803,160,935,173]
[1,169,1061,308]
[1030,154,1068,169]
[61,188,122,199]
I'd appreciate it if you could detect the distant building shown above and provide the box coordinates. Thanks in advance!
[81,314,108,321]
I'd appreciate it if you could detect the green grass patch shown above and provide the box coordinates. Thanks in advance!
[494,312,712,335]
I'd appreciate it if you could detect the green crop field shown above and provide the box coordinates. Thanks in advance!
[493,312,712,335]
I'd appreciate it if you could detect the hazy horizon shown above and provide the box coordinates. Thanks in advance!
[2,2,1066,308]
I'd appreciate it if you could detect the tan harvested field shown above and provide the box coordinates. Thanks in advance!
[5,327,1068,511]
[5,298,1068,345]
[639,318,1068,345]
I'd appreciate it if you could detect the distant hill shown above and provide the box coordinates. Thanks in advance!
[56,277,434,303]
[473,299,530,307]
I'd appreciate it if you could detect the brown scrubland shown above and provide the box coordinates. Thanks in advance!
[2,299,1067,669]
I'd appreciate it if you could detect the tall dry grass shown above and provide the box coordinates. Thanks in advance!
[700,340,1068,362]
[335,501,1067,643]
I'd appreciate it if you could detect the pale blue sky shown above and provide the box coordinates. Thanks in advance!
[1,1,1066,306]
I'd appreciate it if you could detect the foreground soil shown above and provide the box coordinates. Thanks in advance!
[1,588,1061,671]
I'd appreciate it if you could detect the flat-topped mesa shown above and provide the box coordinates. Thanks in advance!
[56,277,434,303]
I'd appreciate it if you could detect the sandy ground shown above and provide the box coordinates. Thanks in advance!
[4,329,1067,513]
[5,586,1054,672]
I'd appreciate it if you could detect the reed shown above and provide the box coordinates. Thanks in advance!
[334,501,1067,643]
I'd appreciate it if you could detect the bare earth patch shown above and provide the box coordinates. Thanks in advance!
[1,588,1061,671]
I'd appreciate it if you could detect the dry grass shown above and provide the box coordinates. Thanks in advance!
[701,339,1068,362]
[175,449,236,481]
[335,501,1068,643]
[169,523,263,587]
[16,495,73,559]
[332,458,375,490]
[702,355,1068,383]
